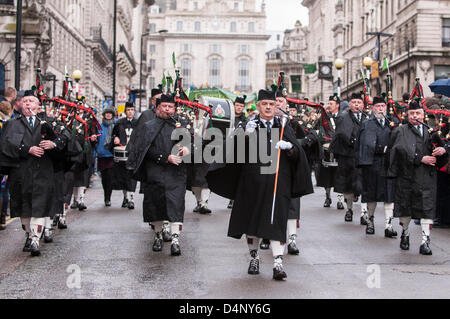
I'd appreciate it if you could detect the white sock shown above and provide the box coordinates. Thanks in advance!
[44,217,52,229]
[79,187,86,203]
[270,240,285,258]
[367,202,377,218]
[200,188,211,207]
[344,193,354,210]
[21,217,31,233]
[127,192,134,202]
[246,235,260,257]
[399,217,411,236]
[361,202,368,215]
[73,187,79,202]
[384,203,394,229]
[337,194,344,203]
[171,222,182,245]
[30,217,45,239]
[152,221,164,234]
[420,219,433,244]
[273,255,283,269]
[287,219,298,243]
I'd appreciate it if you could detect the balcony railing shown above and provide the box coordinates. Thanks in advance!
[90,26,113,61]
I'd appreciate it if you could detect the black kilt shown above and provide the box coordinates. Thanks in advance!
[112,162,137,192]
[288,197,301,220]
[186,163,209,190]
[50,170,65,216]
[361,157,394,203]
[334,155,362,195]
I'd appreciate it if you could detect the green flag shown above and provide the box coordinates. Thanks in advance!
[172,52,177,68]
[302,63,317,74]
[382,58,389,71]
[161,72,167,88]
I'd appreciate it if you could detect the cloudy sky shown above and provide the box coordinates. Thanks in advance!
[257,0,309,31]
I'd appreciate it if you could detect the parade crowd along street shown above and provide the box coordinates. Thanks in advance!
[0,67,449,282]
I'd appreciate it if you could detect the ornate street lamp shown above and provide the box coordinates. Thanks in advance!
[73,69,83,99]
[334,58,345,98]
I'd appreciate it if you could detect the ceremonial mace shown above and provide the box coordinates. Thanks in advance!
[271,77,289,225]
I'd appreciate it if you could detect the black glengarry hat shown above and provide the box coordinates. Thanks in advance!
[235,95,247,105]
[258,89,276,101]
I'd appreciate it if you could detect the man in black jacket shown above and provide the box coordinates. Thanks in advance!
[0,95,64,256]
[356,96,397,237]
[388,101,448,255]
[126,94,191,256]
[331,92,368,223]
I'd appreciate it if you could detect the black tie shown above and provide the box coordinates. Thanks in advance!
[266,121,272,135]
[29,117,34,129]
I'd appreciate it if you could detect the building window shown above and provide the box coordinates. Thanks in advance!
[443,18,450,47]
[230,22,237,32]
[210,44,220,54]
[149,44,156,54]
[238,59,249,90]
[240,44,248,54]
[435,65,450,80]
[181,58,191,88]
[248,22,255,33]
[148,77,155,90]
[148,59,156,73]
[195,21,201,32]
[149,23,156,33]
[194,1,198,10]
[177,21,183,31]
[234,2,239,10]
[209,58,220,87]
[0,63,5,96]
[183,44,190,52]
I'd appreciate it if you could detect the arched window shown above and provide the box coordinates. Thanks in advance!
[0,63,5,96]
[181,58,191,88]
[209,58,220,88]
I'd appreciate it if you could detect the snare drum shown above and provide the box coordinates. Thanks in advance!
[114,146,128,163]
[322,143,338,167]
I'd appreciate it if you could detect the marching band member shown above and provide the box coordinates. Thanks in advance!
[388,100,448,255]
[111,102,138,209]
[330,92,368,223]
[356,96,398,237]
[127,94,191,256]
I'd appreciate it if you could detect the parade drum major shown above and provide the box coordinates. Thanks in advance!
[113,146,128,163]
[197,96,234,137]
[322,143,338,167]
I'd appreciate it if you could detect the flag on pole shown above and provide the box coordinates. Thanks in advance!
[172,52,177,68]
[382,57,389,72]
[161,72,167,88]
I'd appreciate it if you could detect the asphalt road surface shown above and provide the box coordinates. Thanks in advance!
[0,176,449,299]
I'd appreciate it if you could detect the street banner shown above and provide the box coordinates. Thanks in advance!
[371,61,379,79]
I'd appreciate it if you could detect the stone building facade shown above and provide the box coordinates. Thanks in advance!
[337,0,450,99]
[0,0,149,107]
[145,0,269,96]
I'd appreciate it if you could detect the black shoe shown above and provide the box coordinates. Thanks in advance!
[78,202,87,211]
[384,227,397,238]
[227,200,234,209]
[400,232,410,251]
[23,235,32,252]
[345,209,353,222]
[323,197,332,208]
[337,201,344,210]
[248,258,260,275]
[43,230,53,243]
[152,233,163,252]
[58,218,68,230]
[127,201,135,210]
[366,217,375,235]
[171,243,181,256]
[198,206,212,215]
[260,239,270,250]
[30,238,40,257]
[105,200,111,207]
[360,213,369,226]
[273,257,287,281]
[193,203,201,213]
[162,229,172,243]
[419,241,432,256]
[70,201,79,209]
[121,198,128,208]
[288,242,300,255]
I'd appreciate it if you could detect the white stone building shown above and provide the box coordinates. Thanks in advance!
[144,0,270,97]
[0,0,149,107]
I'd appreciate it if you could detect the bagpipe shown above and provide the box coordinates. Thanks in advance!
[34,68,102,144]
